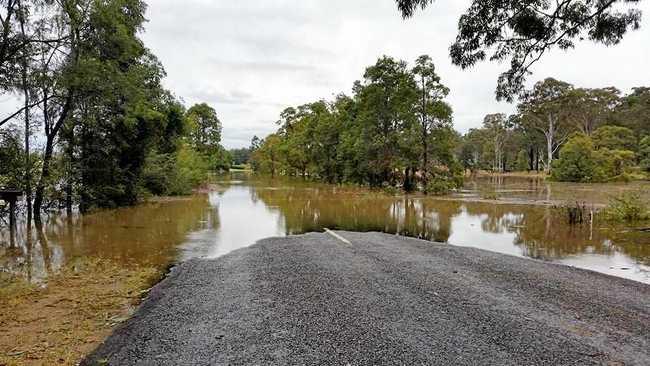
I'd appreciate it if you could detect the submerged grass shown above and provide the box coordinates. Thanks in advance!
[0,259,161,366]
[601,192,650,223]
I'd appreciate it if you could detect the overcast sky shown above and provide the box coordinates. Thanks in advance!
[142,1,650,148]
[4,1,646,149]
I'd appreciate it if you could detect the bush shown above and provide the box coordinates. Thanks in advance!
[596,148,636,179]
[425,165,463,196]
[640,136,650,172]
[141,144,210,196]
[426,178,455,196]
[551,134,606,182]
[601,192,650,222]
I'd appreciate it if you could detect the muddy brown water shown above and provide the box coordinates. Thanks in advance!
[1,173,649,284]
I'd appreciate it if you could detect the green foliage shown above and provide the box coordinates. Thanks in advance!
[396,0,642,101]
[229,148,252,165]
[141,144,210,196]
[425,177,455,196]
[640,136,650,172]
[0,127,24,189]
[597,148,636,179]
[551,134,605,183]
[515,150,529,171]
[601,192,650,222]
[552,133,638,183]
[186,103,222,153]
[592,125,636,151]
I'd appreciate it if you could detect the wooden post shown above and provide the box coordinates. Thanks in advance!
[9,197,16,247]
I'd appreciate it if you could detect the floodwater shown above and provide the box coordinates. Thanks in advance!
[1,173,649,284]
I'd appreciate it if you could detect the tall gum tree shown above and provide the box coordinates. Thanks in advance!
[518,78,574,173]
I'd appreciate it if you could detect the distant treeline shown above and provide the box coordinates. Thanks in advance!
[459,80,650,182]
[250,58,650,188]
[0,1,228,221]
[251,55,462,194]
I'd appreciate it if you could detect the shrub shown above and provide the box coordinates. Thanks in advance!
[141,144,210,196]
[425,165,463,196]
[601,192,650,222]
[426,178,455,196]
[640,136,650,172]
[596,148,636,178]
[551,134,606,182]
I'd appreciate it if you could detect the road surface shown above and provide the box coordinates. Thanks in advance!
[83,231,650,365]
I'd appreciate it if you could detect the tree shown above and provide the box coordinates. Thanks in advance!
[251,134,282,177]
[615,87,650,136]
[229,148,251,165]
[551,134,605,183]
[0,126,23,188]
[565,87,620,135]
[518,78,574,173]
[592,125,636,151]
[411,54,452,188]
[186,103,222,152]
[482,113,509,172]
[396,0,643,100]
[354,56,418,186]
[459,128,487,173]
[251,55,462,193]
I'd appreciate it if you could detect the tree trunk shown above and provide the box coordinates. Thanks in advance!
[546,133,553,173]
[65,129,74,215]
[421,76,429,189]
[18,0,31,224]
[545,115,556,174]
[33,136,54,222]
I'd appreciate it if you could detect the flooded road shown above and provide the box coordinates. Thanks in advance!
[1,174,649,284]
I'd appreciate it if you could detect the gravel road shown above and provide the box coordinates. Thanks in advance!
[83,231,650,365]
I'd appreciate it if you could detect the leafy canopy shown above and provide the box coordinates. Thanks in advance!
[396,0,643,101]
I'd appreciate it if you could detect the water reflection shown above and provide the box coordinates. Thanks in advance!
[1,174,649,284]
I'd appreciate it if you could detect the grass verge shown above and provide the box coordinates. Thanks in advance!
[0,259,161,366]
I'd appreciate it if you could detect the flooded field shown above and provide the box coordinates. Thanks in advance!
[1,174,649,284]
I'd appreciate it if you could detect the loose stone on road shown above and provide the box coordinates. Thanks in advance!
[83,231,650,365]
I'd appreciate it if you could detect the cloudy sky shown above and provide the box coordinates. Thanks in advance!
[141,1,650,148]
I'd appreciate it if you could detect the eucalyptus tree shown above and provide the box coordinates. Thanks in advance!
[518,78,575,172]
[615,87,650,136]
[395,0,643,101]
[482,113,509,172]
[565,87,621,135]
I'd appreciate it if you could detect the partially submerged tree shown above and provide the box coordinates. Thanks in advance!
[482,113,509,173]
[518,78,574,173]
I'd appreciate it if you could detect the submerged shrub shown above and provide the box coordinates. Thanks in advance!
[141,144,210,196]
[601,192,650,222]
[425,166,463,196]
[426,178,455,196]
[551,134,605,182]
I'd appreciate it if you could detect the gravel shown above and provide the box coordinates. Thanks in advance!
[82,231,650,365]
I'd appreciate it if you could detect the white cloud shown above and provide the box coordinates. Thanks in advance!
[6,0,645,149]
